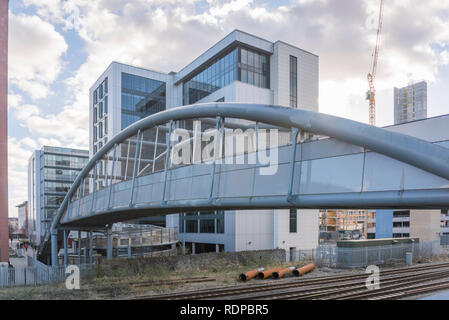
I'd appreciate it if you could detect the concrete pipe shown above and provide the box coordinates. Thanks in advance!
[257,267,283,280]
[272,266,296,279]
[239,268,265,281]
[292,263,315,276]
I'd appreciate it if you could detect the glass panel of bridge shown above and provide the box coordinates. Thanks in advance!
[116,133,138,182]
[136,127,158,177]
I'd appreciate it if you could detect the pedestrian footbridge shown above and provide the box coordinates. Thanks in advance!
[44,103,449,265]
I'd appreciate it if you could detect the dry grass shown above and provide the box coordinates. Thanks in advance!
[0,252,315,299]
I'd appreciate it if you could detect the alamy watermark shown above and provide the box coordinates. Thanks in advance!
[169,120,279,175]
[365,265,380,291]
[65,265,80,290]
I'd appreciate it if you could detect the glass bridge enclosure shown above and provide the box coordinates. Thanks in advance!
[62,117,300,224]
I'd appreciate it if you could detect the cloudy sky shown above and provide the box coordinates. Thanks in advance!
[7,0,449,217]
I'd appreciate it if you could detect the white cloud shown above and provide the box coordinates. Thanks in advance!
[7,0,449,218]
[7,137,34,217]
[8,12,68,99]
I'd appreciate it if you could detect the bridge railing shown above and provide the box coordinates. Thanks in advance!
[52,103,449,231]
[61,115,302,225]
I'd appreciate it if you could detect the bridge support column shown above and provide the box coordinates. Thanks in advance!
[77,230,81,266]
[127,238,131,258]
[51,228,58,267]
[89,231,93,264]
[192,242,196,255]
[63,229,68,268]
[107,226,113,260]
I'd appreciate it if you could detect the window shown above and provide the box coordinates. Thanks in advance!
[186,220,198,233]
[104,118,108,135]
[99,101,103,119]
[121,73,166,129]
[182,46,268,105]
[289,209,297,233]
[179,214,184,233]
[104,96,108,114]
[289,55,298,108]
[93,107,97,124]
[99,122,103,139]
[216,211,225,233]
[200,219,215,233]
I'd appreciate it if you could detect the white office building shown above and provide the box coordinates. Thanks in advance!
[89,29,320,253]
[394,81,427,125]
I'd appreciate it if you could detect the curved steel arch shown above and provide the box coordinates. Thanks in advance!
[51,102,449,232]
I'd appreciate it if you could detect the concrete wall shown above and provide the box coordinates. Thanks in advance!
[410,210,441,241]
[271,41,319,112]
[275,209,319,251]
[234,210,274,251]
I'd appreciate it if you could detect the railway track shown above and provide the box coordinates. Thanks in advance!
[132,262,449,300]
[129,276,216,288]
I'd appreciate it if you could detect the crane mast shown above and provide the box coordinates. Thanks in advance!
[367,0,384,126]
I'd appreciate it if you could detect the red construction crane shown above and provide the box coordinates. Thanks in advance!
[367,0,384,126]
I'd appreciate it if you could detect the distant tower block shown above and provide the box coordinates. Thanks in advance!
[0,0,9,262]
[394,81,427,125]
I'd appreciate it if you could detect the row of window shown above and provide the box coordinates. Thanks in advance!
[44,181,72,194]
[179,211,225,234]
[183,48,238,105]
[93,77,108,105]
[43,167,81,181]
[43,154,88,169]
[240,47,269,88]
[93,96,108,123]
[182,46,270,105]
[93,137,108,154]
[93,78,109,151]
[93,118,108,142]
[121,73,166,130]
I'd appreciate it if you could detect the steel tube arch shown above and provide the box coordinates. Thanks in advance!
[51,102,449,233]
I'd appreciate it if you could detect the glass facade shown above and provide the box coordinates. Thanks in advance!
[121,72,166,130]
[183,46,269,105]
[38,148,89,241]
[289,55,298,108]
[239,47,269,88]
[179,211,225,234]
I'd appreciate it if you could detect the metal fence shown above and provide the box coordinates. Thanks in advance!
[316,241,441,268]
[441,235,449,247]
[0,257,92,288]
[286,241,442,269]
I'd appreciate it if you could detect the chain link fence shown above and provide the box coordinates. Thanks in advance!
[316,240,441,268]
[286,240,442,269]
[441,235,449,248]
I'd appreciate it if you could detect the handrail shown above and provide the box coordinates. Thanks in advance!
[51,102,449,232]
